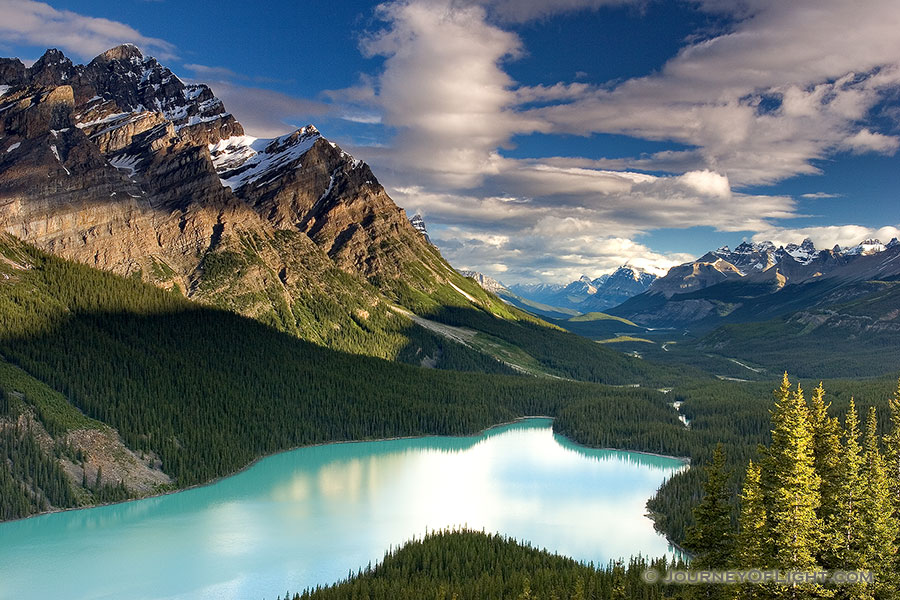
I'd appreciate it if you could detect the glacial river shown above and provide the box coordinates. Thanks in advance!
[0,418,686,600]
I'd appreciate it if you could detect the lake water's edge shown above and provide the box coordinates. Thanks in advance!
[4,415,691,525]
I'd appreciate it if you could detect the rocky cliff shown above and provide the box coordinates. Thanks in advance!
[0,46,490,358]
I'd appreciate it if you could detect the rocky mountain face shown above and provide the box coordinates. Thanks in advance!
[507,267,657,313]
[582,267,658,311]
[0,46,490,357]
[409,213,432,245]
[612,237,900,330]
[458,270,507,295]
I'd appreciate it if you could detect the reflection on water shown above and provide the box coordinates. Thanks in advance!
[0,418,686,600]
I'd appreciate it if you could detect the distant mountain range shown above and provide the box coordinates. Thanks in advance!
[611,236,900,329]
[457,266,657,317]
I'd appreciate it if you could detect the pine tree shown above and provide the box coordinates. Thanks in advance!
[808,382,842,544]
[766,375,821,570]
[824,400,866,572]
[859,406,898,592]
[736,460,768,567]
[685,443,734,568]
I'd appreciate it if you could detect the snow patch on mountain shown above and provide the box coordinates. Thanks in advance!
[210,126,321,190]
[843,239,886,256]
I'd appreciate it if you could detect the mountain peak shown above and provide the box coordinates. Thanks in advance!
[408,213,433,245]
[28,48,76,85]
[459,270,506,294]
[96,44,143,63]
[35,48,68,64]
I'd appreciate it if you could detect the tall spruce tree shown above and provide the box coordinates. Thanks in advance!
[685,443,734,568]
[736,460,768,568]
[808,383,842,538]
[860,406,898,591]
[766,375,821,571]
[825,400,866,572]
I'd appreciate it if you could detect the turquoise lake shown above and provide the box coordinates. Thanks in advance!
[0,418,686,600]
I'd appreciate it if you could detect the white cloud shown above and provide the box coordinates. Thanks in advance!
[337,0,900,283]
[0,0,176,60]
[751,225,900,250]
[526,0,900,185]
[433,221,692,285]
[840,128,900,155]
[182,63,240,80]
[677,170,731,199]
[800,192,842,199]
[356,0,544,188]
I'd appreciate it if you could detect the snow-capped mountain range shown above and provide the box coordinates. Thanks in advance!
[610,235,900,330]
[647,236,900,298]
[463,266,658,313]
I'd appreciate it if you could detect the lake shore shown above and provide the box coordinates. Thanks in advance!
[2,415,690,525]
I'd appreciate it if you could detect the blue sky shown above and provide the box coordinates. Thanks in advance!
[2,0,899,283]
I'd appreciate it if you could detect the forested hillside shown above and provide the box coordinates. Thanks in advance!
[285,529,689,600]
[0,236,689,521]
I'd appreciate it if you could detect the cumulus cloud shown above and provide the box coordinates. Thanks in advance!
[0,0,176,60]
[389,163,793,282]
[840,128,900,155]
[751,225,900,250]
[356,0,545,188]
[431,221,693,284]
[677,170,731,199]
[526,0,900,185]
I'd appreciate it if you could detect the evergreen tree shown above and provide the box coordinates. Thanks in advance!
[859,406,898,592]
[735,460,770,600]
[766,375,821,570]
[685,443,734,568]
[825,400,865,570]
[763,375,821,600]
[736,460,768,567]
[808,382,843,542]
[884,378,900,558]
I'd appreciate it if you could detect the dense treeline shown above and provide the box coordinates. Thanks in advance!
[555,395,693,458]
[0,425,75,519]
[286,529,690,600]
[646,377,898,544]
[686,376,900,598]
